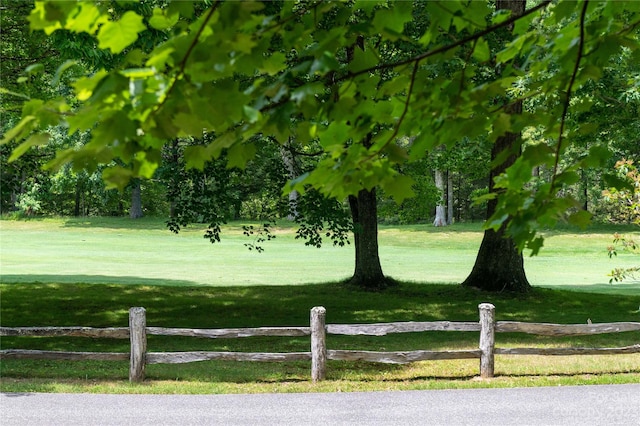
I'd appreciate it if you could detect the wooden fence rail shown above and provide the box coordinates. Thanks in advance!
[1,304,639,382]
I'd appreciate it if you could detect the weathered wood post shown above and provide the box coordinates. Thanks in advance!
[310,306,327,382]
[129,307,147,382]
[478,303,495,378]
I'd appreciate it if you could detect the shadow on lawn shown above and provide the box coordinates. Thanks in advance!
[2,281,638,330]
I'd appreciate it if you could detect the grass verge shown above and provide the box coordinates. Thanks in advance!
[1,282,638,394]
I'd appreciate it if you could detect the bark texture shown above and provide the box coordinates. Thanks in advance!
[129,179,143,219]
[462,0,530,293]
[462,127,531,293]
[433,169,447,227]
[348,188,389,290]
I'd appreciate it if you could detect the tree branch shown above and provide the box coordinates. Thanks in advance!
[551,0,589,184]
[152,1,221,116]
[338,0,552,83]
[374,60,419,157]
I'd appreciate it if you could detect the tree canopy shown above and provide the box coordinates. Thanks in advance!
[3,0,640,253]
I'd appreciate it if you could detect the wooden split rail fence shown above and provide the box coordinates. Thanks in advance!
[1,304,639,382]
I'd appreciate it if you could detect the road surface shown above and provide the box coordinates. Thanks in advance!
[2,384,639,425]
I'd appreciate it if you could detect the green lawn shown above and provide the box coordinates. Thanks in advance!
[1,217,639,293]
[0,217,638,394]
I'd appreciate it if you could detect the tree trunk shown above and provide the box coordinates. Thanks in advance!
[348,188,388,290]
[582,169,588,211]
[462,129,531,292]
[74,181,81,217]
[463,226,529,292]
[433,168,447,227]
[447,171,454,225]
[462,0,530,293]
[130,180,143,219]
[279,139,299,221]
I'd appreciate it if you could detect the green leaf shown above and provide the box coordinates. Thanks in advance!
[526,237,545,256]
[473,192,498,206]
[120,68,155,79]
[183,145,211,170]
[581,145,611,168]
[260,52,287,75]
[51,60,78,86]
[0,87,30,100]
[133,152,159,179]
[168,1,195,19]
[372,1,412,34]
[65,2,107,34]
[243,106,261,124]
[473,38,491,63]
[552,170,580,187]
[97,11,146,54]
[348,45,380,73]
[173,112,207,136]
[25,63,45,75]
[383,174,414,203]
[102,166,134,190]
[73,70,109,101]
[319,121,350,149]
[227,142,256,170]
[491,113,512,140]
[491,9,511,25]
[149,7,179,30]
[603,173,635,192]
[28,1,62,35]
[0,116,36,145]
[567,210,593,229]
[8,133,50,162]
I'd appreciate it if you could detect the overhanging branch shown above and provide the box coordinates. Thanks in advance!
[551,0,589,185]
[339,0,552,82]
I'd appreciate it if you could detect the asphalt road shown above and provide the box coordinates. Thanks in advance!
[2,384,639,425]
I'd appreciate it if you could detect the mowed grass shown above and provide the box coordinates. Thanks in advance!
[0,217,639,394]
[1,217,639,292]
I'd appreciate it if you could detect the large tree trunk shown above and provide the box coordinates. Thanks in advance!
[462,129,531,292]
[462,225,530,292]
[348,188,388,290]
[462,0,530,293]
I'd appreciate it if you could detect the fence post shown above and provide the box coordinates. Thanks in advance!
[129,307,147,382]
[310,306,326,382]
[478,303,495,378]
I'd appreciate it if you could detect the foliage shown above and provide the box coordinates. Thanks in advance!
[602,159,640,224]
[607,233,639,283]
[15,182,42,216]
[605,159,640,283]
[2,0,640,253]
[293,190,352,248]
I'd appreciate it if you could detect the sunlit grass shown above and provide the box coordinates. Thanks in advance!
[1,217,638,393]
[1,217,639,291]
